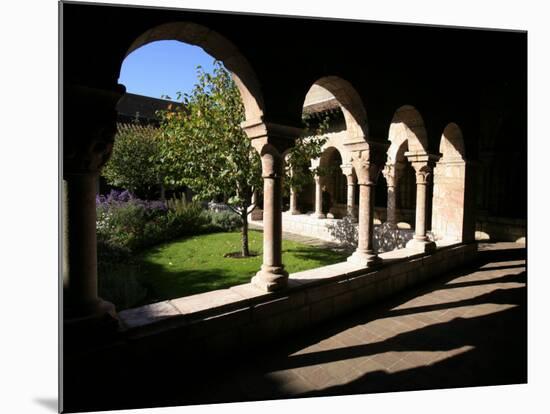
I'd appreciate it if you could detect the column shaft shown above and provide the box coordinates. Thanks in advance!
[64,173,112,317]
[314,177,325,218]
[414,181,428,240]
[387,185,397,227]
[252,152,288,291]
[347,157,382,267]
[289,187,299,214]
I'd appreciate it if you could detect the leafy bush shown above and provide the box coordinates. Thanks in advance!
[96,189,214,254]
[202,210,243,232]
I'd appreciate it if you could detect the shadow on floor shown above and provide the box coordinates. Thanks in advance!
[62,243,526,413]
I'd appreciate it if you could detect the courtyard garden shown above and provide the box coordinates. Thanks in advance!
[97,190,346,310]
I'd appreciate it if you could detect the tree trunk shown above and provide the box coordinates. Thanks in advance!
[241,211,250,257]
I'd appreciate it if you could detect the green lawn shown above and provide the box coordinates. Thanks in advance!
[101,230,347,310]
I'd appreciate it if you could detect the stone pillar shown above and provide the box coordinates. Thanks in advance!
[313,175,325,219]
[289,186,300,215]
[340,164,357,222]
[63,84,124,322]
[347,150,383,267]
[242,119,300,291]
[382,163,404,228]
[405,152,439,252]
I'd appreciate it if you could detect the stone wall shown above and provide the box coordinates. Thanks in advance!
[118,242,478,360]
[432,160,466,241]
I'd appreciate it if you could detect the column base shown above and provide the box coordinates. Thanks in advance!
[347,250,382,267]
[251,265,289,292]
[406,238,436,253]
[313,213,326,219]
[286,209,301,215]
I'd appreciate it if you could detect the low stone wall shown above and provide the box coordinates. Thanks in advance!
[118,241,477,360]
[255,214,416,252]
[476,216,526,243]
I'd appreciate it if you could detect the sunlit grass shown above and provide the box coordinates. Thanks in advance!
[105,230,347,309]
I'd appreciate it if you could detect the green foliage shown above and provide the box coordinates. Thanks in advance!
[134,230,347,304]
[284,114,331,196]
[102,123,165,195]
[96,198,209,253]
[166,193,188,213]
[202,210,243,232]
[157,62,261,213]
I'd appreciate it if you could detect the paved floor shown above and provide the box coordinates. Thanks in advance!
[65,243,526,412]
[185,243,526,403]
[250,222,353,253]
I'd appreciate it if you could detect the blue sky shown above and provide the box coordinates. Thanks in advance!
[118,40,216,101]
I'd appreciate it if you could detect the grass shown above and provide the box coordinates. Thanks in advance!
[101,230,346,310]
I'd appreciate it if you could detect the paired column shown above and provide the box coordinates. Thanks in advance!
[347,150,383,267]
[341,164,357,221]
[63,85,123,321]
[289,187,300,215]
[382,163,404,228]
[313,174,326,219]
[243,120,301,291]
[405,153,438,252]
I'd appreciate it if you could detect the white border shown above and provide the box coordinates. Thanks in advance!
[1,1,547,413]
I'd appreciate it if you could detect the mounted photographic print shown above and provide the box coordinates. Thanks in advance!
[60,1,527,412]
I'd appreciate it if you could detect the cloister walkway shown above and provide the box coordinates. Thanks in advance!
[180,242,526,404]
[66,242,526,412]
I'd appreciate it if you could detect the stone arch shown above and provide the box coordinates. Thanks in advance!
[318,146,347,212]
[388,105,429,154]
[439,122,465,161]
[124,22,264,122]
[303,77,368,142]
[432,122,472,242]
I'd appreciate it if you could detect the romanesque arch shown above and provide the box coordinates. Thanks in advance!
[431,123,472,242]
[387,105,429,157]
[304,77,369,143]
[124,22,265,122]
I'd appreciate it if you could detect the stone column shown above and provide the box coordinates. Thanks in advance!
[347,151,383,267]
[289,186,300,215]
[313,174,326,219]
[382,163,404,228]
[405,153,438,252]
[242,120,300,291]
[340,164,357,221]
[63,84,123,321]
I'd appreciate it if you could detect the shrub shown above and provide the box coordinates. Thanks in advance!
[202,210,243,232]
[96,190,213,253]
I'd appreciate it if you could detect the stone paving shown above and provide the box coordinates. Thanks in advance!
[182,242,526,403]
[67,243,526,412]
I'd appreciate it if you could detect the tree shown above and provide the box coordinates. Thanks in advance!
[158,61,329,257]
[284,115,330,197]
[157,62,261,257]
[102,121,165,198]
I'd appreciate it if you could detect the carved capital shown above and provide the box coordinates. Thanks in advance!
[351,151,381,186]
[259,144,284,178]
[340,163,354,177]
[63,84,125,176]
[411,162,434,184]
[382,162,405,187]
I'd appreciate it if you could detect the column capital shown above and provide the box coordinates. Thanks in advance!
[340,163,354,177]
[350,150,384,186]
[382,162,406,187]
[241,118,302,155]
[258,144,284,179]
[63,84,126,176]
